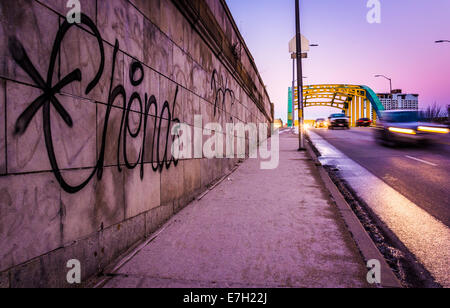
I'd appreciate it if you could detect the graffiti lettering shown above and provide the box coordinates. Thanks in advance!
[211,69,235,121]
[9,14,179,194]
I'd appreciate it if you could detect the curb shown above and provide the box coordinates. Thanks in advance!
[305,136,402,288]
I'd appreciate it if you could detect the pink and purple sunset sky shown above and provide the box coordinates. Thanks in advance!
[227,0,450,121]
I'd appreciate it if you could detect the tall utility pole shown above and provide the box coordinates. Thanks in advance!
[295,0,305,150]
[291,53,296,128]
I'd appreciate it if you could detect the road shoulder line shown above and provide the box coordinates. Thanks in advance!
[405,155,438,167]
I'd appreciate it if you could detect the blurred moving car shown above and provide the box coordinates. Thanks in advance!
[374,110,449,146]
[328,113,350,130]
[273,119,283,129]
[314,118,327,128]
[356,118,372,127]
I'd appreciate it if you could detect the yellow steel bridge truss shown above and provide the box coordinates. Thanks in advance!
[294,84,383,127]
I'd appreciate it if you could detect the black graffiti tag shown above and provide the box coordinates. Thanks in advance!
[211,69,235,120]
[9,14,104,193]
[9,14,180,194]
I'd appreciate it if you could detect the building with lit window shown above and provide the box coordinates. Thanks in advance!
[377,90,419,110]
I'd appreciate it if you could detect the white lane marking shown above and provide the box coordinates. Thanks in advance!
[308,130,450,288]
[405,155,438,167]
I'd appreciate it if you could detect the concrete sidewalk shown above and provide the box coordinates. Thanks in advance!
[102,132,368,288]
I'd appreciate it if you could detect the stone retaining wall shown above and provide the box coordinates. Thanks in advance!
[0,0,272,287]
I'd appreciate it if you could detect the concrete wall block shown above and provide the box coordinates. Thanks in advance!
[61,169,98,244]
[96,103,125,168]
[226,76,239,103]
[6,86,48,175]
[228,102,238,124]
[59,24,125,105]
[212,157,224,182]
[97,0,144,61]
[124,55,157,110]
[124,214,147,249]
[199,39,214,75]
[124,164,161,219]
[0,172,61,272]
[10,233,100,288]
[7,81,97,174]
[121,62,161,116]
[173,45,193,89]
[224,98,235,123]
[234,102,242,122]
[99,214,146,269]
[183,90,200,127]
[160,0,184,47]
[55,233,101,287]
[182,19,193,56]
[10,256,50,288]
[130,0,161,26]
[157,118,175,165]
[160,160,185,207]
[0,79,5,174]
[123,109,145,168]
[200,98,214,127]
[141,114,159,164]
[145,203,174,236]
[183,158,201,202]
[175,87,188,126]
[159,75,182,121]
[0,0,59,84]
[224,156,238,174]
[50,95,97,169]
[0,270,9,288]
[191,63,209,101]
[187,29,202,68]
[200,158,214,190]
[146,67,161,105]
[94,166,126,230]
[143,18,173,78]
[144,208,157,237]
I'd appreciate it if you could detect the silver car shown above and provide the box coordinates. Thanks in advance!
[374,110,449,146]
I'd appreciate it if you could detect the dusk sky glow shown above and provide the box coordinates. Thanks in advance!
[227,0,450,121]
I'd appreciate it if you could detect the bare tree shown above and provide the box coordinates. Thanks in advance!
[420,102,445,122]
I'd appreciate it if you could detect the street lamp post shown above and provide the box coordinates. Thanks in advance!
[435,40,450,43]
[375,74,393,94]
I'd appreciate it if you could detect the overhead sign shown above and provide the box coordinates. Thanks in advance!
[289,35,310,53]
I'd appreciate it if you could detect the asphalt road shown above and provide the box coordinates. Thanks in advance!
[311,127,450,228]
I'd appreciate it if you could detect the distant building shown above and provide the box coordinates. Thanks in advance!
[377,90,419,110]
